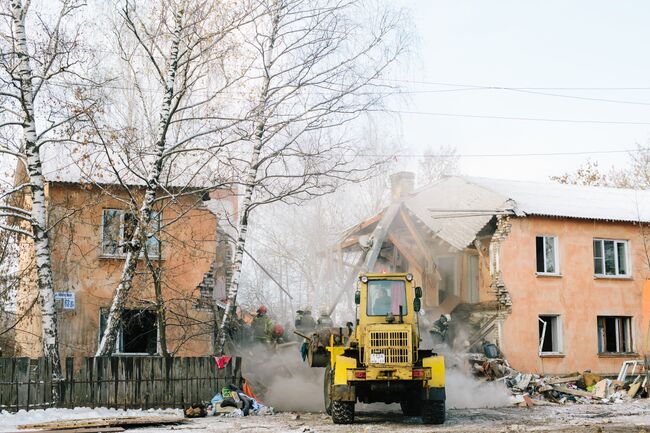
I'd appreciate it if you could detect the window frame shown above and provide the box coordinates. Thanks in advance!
[535,235,560,275]
[100,209,161,259]
[538,314,563,356]
[98,308,159,356]
[593,238,630,278]
[597,315,634,355]
[366,279,408,317]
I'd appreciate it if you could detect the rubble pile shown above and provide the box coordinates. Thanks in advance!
[467,354,648,406]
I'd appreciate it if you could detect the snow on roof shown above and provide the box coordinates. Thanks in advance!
[463,176,650,223]
[401,176,650,250]
[40,145,223,189]
[403,177,508,250]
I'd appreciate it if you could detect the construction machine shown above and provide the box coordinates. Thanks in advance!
[308,272,445,424]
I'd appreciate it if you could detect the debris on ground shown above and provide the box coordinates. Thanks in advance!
[206,383,274,417]
[466,353,649,406]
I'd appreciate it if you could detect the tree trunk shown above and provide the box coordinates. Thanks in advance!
[96,7,184,356]
[216,2,280,355]
[11,0,63,387]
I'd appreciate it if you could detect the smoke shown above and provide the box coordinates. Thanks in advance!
[238,342,325,412]
[445,369,511,409]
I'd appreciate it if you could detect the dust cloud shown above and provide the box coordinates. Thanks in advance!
[445,369,511,409]
[238,342,325,412]
[238,343,510,413]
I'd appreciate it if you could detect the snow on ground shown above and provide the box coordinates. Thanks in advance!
[0,407,183,432]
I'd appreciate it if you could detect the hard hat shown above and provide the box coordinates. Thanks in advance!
[273,324,284,337]
[257,306,268,314]
[443,314,451,321]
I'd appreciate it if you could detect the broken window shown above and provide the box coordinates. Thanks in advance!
[101,209,123,256]
[101,209,161,258]
[538,315,562,354]
[593,239,629,277]
[535,236,558,274]
[597,316,633,354]
[99,308,158,355]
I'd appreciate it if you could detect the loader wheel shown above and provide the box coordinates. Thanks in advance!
[421,400,445,425]
[400,398,422,416]
[323,365,333,415]
[331,400,354,424]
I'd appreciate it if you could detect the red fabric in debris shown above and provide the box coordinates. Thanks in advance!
[214,355,232,369]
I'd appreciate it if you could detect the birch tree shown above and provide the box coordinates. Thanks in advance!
[0,0,99,383]
[95,0,248,356]
[217,0,408,353]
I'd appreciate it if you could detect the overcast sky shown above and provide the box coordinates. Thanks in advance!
[388,0,650,181]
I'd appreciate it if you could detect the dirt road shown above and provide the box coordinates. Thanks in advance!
[139,401,650,433]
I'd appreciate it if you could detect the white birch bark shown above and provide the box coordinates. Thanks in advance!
[10,0,63,382]
[216,1,281,355]
[95,5,185,356]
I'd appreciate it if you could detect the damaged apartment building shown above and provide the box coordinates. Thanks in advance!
[340,172,650,375]
[12,158,236,359]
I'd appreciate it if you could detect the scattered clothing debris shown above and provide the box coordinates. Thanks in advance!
[206,383,274,417]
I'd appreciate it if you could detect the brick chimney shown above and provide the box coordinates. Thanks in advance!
[390,171,415,203]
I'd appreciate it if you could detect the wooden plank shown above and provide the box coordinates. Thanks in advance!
[547,375,582,385]
[9,428,125,433]
[141,357,152,409]
[17,416,186,430]
[66,357,74,408]
[43,357,52,408]
[15,357,29,411]
[0,358,9,409]
[191,357,198,403]
[116,357,125,409]
[109,357,118,408]
[553,385,595,398]
[33,358,44,409]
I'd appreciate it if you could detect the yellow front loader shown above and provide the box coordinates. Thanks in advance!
[316,273,445,424]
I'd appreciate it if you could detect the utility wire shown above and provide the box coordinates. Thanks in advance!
[355,147,648,159]
[389,110,650,125]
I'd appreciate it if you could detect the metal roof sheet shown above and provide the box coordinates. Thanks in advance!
[464,176,650,223]
[402,176,650,250]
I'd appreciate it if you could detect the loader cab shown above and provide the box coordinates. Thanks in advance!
[353,273,423,361]
[355,273,420,327]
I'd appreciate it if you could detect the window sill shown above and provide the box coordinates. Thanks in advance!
[539,353,565,358]
[597,352,638,358]
[593,275,633,281]
[536,273,562,278]
[111,353,159,357]
[99,255,162,261]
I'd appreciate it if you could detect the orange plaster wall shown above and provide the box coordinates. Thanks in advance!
[16,183,219,358]
[499,216,650,375]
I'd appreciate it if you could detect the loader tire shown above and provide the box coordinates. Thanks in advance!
[421,400,445,425]
[323,365,333,415]
[331,401,354,424]
[400,399,422,416]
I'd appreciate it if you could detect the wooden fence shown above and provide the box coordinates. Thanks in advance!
[0,356,242,412]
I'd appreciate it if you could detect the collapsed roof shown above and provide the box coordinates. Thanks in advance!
[345,176,650,251]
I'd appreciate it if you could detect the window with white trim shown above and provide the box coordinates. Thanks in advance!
[538,315,562,354]
[593,239,629,277]
[101,209,161,258]
[536,236,559,274]
[597,316,633,354]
